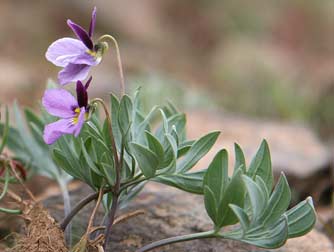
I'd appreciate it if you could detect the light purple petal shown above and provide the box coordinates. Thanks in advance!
[74,107,86,137]
[42,89,78,118]
[43,118,76,144]
[67,19,93,50]
[89,7,97,37]
[58,64,91,85]
[45,38,87,67]
[72,53,100,66]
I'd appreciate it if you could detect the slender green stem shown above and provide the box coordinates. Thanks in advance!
[98,34,125,96]
[0,207,21,214]
[0,167,10,201]
[137,230,216,252]
[119,177,147,194]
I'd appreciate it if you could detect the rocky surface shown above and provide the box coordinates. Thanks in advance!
[44,183,333,252]
[186,111,332,204]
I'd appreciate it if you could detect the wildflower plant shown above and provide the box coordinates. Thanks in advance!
[0,6,316,252]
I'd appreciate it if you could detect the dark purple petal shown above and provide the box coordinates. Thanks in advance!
[42,89,78,118]
[76,81,88,108]
[43,118,77,144]
[45,38,87,67]
[67,19,93,50]
[85,76,93,89]
[74,107,86,137]
[89,7,97,37]
[58,64,91,85]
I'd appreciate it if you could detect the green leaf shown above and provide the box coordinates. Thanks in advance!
[247,140,273,191]
[81,138,103,176]
[237,216,288,248]
[242,175,267,223]
[260,173,291,227]
[145,131,164,160]
[52,149,82,180]
[204,150,229,225]
[229,204,250,230]
[24,108,44,130]
[177,140,194,158]
[130,143,159,178]
[204,150,245,228]
[233,143,246,174]
[286,197,316,238]
[153,170,206,194]
[219,169,245,227]
[118,95,133,136]
[177,131,220,172]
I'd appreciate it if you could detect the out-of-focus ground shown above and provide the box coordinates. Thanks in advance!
[0,0,333,246]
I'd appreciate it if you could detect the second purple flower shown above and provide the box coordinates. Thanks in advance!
[42,78,92,144]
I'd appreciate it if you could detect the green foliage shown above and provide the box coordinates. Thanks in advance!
[200,141,316,249]
[0,89,316,250]
[0,103,69,182]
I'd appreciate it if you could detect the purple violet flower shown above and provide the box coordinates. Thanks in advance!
[42,77,92,144]
[45,7,106,85]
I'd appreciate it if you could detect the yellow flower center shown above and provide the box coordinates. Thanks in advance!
[72,108,88,125]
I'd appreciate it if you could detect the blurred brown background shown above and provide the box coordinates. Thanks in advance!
[0,0,333,137]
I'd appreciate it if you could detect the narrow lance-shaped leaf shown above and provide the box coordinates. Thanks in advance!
[286,197,316,238]
[247,140,273,191]
[118,95,133,136]
[153,170,206,194]
[242,175,267,224]
[233,143,246,174]
[177,131,220,173]
[204,150,229,224]
[260,172,291,227]
[130,143,159,178]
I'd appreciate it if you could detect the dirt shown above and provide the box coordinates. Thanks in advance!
[6,202,68,252]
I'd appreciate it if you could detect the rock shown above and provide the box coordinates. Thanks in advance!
[44,183,333,252]
[186,111,332,204]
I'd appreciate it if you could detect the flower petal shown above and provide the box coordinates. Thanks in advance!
[74,107,86,137]
[85,76,93,89]
[42,89,78,118]
[72,53,100,66]
[89,7,97,37]
[76,81,88,108]
[58,64,91,85]
[45,38,87,67]
[67,19,93,50]
[43,118,76,144]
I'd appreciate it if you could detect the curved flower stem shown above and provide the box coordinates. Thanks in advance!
[98,34,125,96]
[90,98,119,168]
[136,230,216,252]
